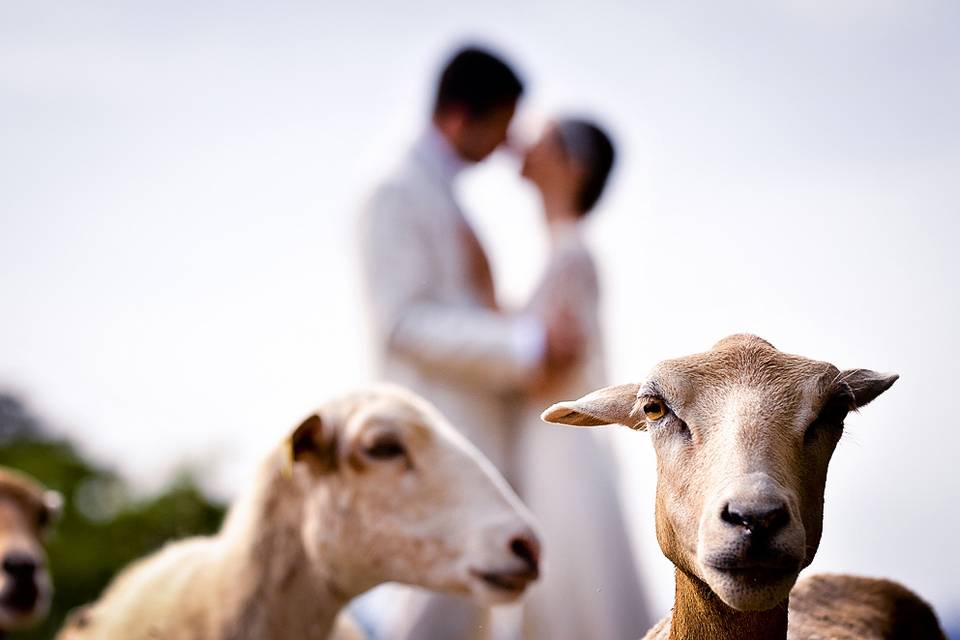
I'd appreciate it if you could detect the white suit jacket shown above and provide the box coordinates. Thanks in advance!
[359,131,537,468]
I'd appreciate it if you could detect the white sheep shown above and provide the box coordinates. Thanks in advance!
[59,386,540,640]
[543,334,945,640]
[0,467,60,636]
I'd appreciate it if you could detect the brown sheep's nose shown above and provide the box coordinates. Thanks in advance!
[2,553,38,580]
[509,532,540,576]
[721,501,790,537]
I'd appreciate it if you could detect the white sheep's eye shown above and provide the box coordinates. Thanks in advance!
[364,436,406,460]
[642,398,667,421]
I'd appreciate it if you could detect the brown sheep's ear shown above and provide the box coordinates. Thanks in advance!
[541,383,644,429]
[288,413,338,474]
[839,369,899,409]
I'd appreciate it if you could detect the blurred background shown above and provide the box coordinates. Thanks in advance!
[1,0,958,637]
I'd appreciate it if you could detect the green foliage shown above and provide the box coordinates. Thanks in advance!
[0,433,225,639]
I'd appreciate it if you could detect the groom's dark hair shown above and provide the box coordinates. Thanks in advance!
[434,46,524,118]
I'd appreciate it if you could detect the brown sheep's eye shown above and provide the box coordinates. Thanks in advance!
[642,399,667,421]
[364,437,406,460]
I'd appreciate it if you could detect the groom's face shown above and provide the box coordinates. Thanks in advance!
[455,103,516,163]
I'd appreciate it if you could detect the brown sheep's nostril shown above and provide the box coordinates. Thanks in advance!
[721,502,790,535]
[509,535,540,573]
[721,503,746,527]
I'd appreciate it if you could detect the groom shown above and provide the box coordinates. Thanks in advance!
[359,46,576,638]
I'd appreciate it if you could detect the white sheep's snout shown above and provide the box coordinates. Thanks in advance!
[432,424,543,604]
[464,516,541,605]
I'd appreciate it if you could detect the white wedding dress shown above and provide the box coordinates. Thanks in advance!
[510,222,651,640]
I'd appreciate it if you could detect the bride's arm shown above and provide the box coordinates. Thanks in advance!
[524,242,601,390]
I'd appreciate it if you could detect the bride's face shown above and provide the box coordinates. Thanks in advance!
[520,125,579,199]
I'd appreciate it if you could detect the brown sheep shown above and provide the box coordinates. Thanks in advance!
[543,334,945,640]
[0,467,60,638]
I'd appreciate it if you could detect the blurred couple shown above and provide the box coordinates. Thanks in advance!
[360,46,649,639]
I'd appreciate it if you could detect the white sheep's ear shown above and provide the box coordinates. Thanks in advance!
[288,412,338,474]
[839,369,899,408]
[39,490,63,532]
[541,383,643,429]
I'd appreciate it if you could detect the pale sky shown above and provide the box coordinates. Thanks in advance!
[1,0,958,623]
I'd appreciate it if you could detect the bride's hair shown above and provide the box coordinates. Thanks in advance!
[554,119,616,216]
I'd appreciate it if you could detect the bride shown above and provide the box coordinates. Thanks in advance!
[512,118,651,639]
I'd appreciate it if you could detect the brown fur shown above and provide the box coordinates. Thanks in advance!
[545,335,945,640]
[642,575,946,640]
[789,574,946,640]
[667,569,788,640]
[0,467,58,636]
